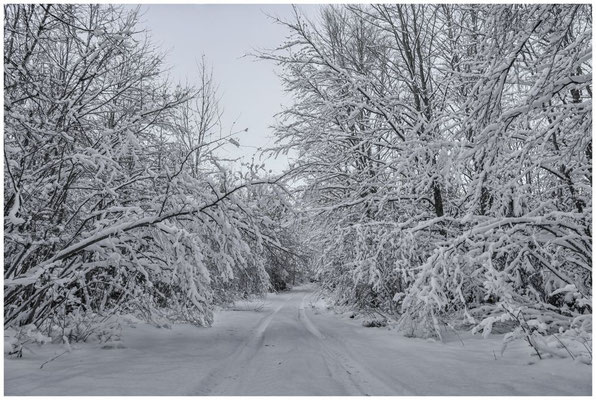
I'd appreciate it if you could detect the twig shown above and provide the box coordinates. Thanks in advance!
[444,321,465,347]
[581,338,592,359]
[40,349,69,369]
[552,334,575,360]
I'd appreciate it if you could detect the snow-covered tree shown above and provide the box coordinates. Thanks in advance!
[265,4,591,346]
[4,4,289,335]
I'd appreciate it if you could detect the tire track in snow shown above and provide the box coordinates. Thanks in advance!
[297,293,376,395]
[296,293,369,395]
[299,292,414,395]
[299,293,325,339]
[192,295,291,395]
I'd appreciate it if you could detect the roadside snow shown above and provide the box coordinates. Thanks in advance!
[4,286,591,395]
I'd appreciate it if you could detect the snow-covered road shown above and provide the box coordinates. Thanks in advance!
[194,286,404,396]
[4,285,591,395]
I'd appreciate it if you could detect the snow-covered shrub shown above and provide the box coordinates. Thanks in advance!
[362,318,388,328]
[5,325,51,358]
[44,309,122,344]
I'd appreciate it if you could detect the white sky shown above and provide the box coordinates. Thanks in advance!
[136,4,321,174]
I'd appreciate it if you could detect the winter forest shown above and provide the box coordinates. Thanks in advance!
[4,3,592,396]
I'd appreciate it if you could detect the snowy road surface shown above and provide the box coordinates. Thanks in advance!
[4,285,591,395]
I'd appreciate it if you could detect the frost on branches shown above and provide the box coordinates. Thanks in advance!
[4,5,298,343]
[264,4,591,357]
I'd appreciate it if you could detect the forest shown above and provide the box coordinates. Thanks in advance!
[4,3,592,371]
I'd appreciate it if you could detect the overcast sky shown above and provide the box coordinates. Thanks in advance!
[136,4,321,173]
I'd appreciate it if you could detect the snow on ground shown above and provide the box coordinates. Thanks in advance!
[4,285,592,395]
